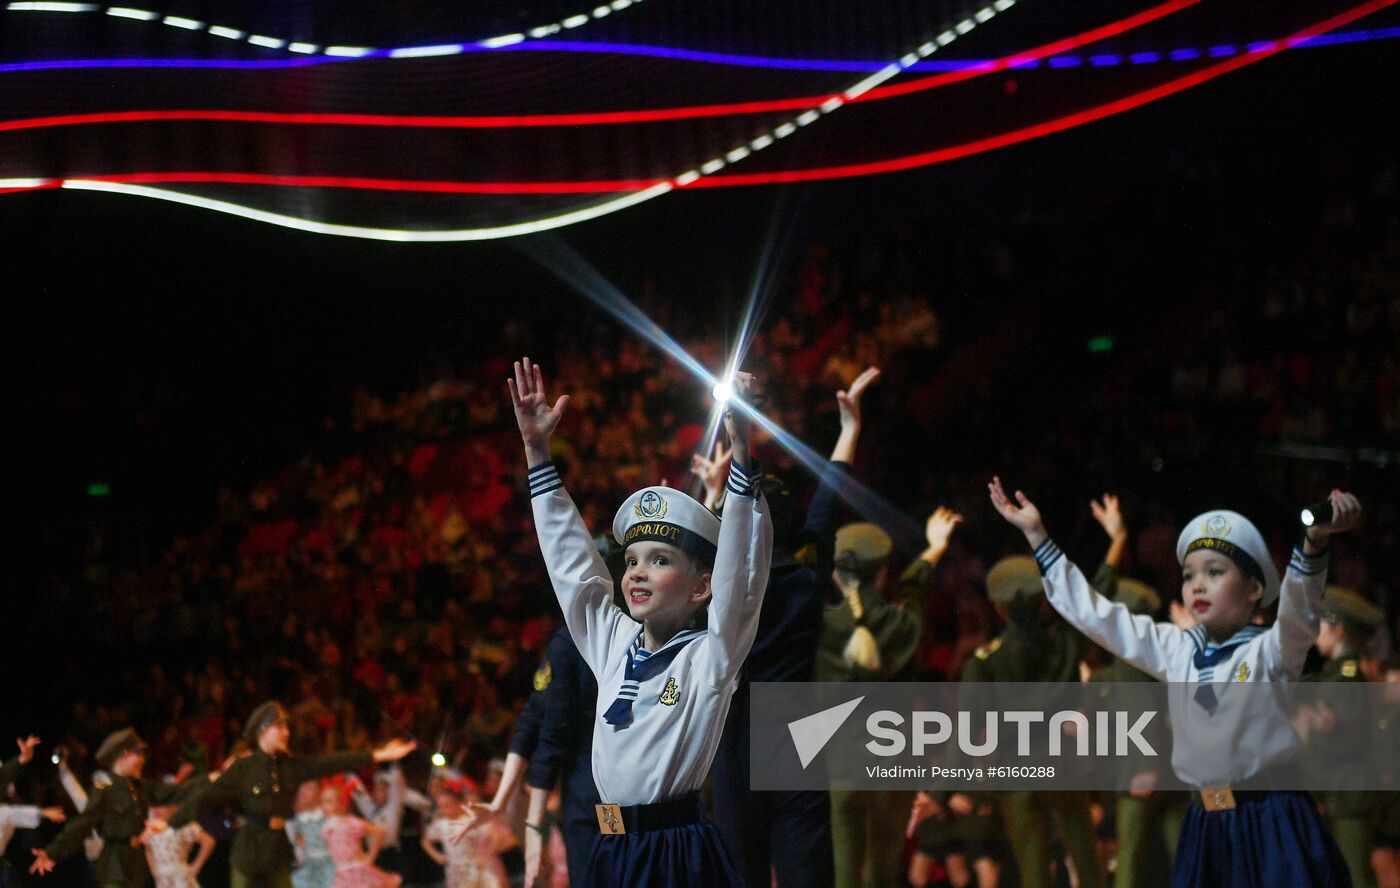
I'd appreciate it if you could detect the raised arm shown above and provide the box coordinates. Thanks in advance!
[56,758,88,812]
[989,476,1185,680]
[701,372,774,689]
[829,366,880,465]
[1266,490,1361,678]
[514,357,631,674]
[0,735,40,789]
[797,369,881,566]
[690,441,733,513]
[1090,494,1129,570]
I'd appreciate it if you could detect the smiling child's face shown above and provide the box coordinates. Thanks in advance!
[621,541,709,629]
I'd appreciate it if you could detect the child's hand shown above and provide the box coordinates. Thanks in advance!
[689,441,733,510]
[29,849,55,876]
[988,476,1047,548]
[1089,494,1126,542]
[508,357,570,466]
[41,808,65,823]
[16,735,40,765]
[924,507,963,553]
[1304,490,1362,549]
[1168,600,1198,630]
[836,367,881,434]
[722,372,759,456]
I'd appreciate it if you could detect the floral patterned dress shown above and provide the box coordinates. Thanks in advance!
[322,815,401,888]
[146,822,204,888]
[424,818,509,888]
[286,810,334,888]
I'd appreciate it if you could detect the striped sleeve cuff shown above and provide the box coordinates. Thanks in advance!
[528,462,564,499]
[726,460,761,497]
[1288,545,1328,576]
[1033,539,1064,575]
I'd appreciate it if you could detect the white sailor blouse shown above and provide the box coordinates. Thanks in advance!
[1032,539,1329,788]
[528,461,772,806]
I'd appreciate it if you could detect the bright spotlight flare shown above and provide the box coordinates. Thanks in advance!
[712,379,734,404]
[431,752,447,768]
[1300,500,1333,528]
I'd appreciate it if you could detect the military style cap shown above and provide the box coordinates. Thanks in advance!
[834,523,893,570]
[1323,585,1384,635]
[1115,578,1161,616]
[613,486,720,562]
[1176,510,1281,606]
[95,728,147,768]
[243,700,289,743]
[986,556,1044,603]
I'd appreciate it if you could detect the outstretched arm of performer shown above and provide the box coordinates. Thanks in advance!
[1090,493,1128,569]
[1267,489,1362,678]
[514,356,630,674]
[702,372,775,688]
[829,366,880,465]
[989,475,1184,680]
[0,735,40,789]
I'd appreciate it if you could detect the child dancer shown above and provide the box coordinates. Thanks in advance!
[422,782,510,888]
[144,805,215,888]
[989,479,1360,888]
[321,783,401,888]
[510,357,772,887]
[286,782,334,888]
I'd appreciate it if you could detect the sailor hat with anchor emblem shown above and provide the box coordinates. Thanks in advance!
[613,486,721,562]
[1176,510,1281,606]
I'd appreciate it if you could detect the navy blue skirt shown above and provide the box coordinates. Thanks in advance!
[1172,790,1352,888]
[583,818,745,888]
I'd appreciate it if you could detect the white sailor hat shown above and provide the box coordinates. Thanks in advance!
[1176,510,1281,605]
[613,486,720,563]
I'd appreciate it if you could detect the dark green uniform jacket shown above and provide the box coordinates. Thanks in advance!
[171,750,372,876]
[44,774,208,888]
[816,558,935,682]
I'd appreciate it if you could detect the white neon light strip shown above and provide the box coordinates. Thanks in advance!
[389,44,463,58]
[59,179,674,242]
[106,6,155,19]
[20,0,1012,242]
[6,0,646,58]
[6,2,96,11]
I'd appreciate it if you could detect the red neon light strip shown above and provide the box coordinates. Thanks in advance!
[690,0,1397,186]
[0,0,1199,134]
[14,0,1393,196]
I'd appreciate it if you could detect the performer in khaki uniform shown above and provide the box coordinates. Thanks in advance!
[1084,494,1184,888]
[1302,585,1386,888]
[819,510,961,888]
[959,556,1104,888]
[168,701,415,888]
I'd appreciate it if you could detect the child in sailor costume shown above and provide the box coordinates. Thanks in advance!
[989,479,1361,888]
[510,357,771,888]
